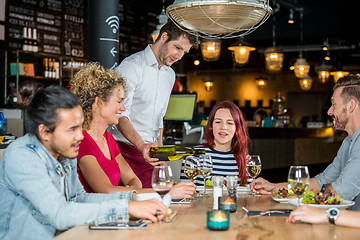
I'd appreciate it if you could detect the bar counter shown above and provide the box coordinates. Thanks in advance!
[54,193,360,240]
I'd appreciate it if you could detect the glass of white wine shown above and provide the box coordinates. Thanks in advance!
[184,156,201,200]
[287,165,310,207]
[198,155,213,197]
[246,155,262,197]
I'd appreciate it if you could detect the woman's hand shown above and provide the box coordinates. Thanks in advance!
[128,199,168,223]
[169,182,196,199]
[249,177,277,195]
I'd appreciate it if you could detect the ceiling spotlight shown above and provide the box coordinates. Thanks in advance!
[194,59,200,66]
[288,9,294,24]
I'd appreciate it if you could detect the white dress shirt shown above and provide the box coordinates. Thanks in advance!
[108,45,175,144]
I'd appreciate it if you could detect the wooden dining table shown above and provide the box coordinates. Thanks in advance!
[54,192,360,240]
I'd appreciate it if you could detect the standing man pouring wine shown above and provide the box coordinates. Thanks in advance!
[108,20,199,188]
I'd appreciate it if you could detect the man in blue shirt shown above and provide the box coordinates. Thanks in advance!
[250,74,360,211]
[0,86,167,240]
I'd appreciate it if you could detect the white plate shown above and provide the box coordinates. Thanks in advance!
[272,195,295,203]
[288,198,355,209]
[196,186,251,193]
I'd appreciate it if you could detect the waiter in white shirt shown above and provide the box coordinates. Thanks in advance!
[108,20,199,188]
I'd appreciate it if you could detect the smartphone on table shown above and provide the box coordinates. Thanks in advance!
[89,221,147,230]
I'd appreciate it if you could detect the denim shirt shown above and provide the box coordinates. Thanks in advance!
[315,127,360,211]
[0,134,134,240]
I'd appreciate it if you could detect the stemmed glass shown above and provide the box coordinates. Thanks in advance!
[288,165,310,207]
[184,156,201,200]
[151,165,174,198]
[198,155,213,197]
[246,155,262,197]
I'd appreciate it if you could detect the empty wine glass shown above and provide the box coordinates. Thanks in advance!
[288,165,310,207]
[246,155,262,197]
[198,155,213,197]
[151,165,174,197]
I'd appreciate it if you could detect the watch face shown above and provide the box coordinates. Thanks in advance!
[329,209,338,216]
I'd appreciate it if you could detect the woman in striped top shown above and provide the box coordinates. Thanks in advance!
[180,101,250,187]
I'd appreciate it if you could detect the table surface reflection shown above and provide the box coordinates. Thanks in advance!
[54,193,360,240]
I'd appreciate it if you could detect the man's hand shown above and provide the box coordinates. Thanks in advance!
[128,199,168,223]
[249,177,277,195]
[169,182,196,199]
[140,143,161,166]
[286,205,327,224]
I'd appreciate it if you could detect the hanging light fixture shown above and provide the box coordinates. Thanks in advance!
[293,8,311,90]
[288,9,294,24]
[151,0,168,43]
[228,38,255,65]
[255,76,268,89]
[315,62,331,84]
[330,70,350,83]
[200,39,221,61]
[166,0,272,39]
[264,0,283,73]
[203,76,214,91]
[299,75,313,91]
[294,57,310,78]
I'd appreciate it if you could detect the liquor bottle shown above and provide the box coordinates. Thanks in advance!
[22,27,28,51]
[149,145,206,161]
[32,28,38,52]
[52,58,56,78]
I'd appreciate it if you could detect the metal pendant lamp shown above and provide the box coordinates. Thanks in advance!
[166,0,272,39]
[201,39,222,61]
[228,38,255,65]
[152,0,168,42]
[315,62,331,84]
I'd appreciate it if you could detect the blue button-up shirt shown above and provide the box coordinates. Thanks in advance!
[0,134,134,240]
[316,127,360,210]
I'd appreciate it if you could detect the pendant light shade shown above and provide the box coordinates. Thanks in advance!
[228,41,255,65]
[151,0,168,42]
[315,62,331,84]
[330,71,350,83]
[203,76,214,91]
[264,47,284,72]
[255,76,268,89]
[166,0,272,39]
[200,39,221,61]
[294,58,310,78]
[299,76,313,91]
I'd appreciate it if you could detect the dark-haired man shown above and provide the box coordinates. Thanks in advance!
[250,74,360,211]
[108,20,199,189]
[0,86,167,240]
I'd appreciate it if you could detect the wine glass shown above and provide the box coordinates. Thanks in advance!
[184,156,201,200]
[246,155,262,197]
[198,155,213,197]
[151,165,174,197]
[287,165,310,207]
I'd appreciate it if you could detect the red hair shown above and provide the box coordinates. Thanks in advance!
[204,101,249,185]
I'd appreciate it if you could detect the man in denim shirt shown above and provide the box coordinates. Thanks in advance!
[0,86,167,240]
[249,74,360,211]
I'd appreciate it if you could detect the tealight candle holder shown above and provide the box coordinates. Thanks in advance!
[219,195,237,212]
[207,210,229,231]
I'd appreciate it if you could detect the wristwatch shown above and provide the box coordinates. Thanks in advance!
[326,207,340,224]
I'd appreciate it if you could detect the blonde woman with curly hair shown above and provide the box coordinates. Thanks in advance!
[71,62,192,199]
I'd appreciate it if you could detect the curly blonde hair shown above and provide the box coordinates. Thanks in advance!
[70,62,126,130]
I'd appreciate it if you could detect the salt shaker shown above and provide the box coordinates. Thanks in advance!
[226,175,238,198]
[212,176,224,210]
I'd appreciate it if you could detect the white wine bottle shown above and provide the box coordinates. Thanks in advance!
[149,145,206,161]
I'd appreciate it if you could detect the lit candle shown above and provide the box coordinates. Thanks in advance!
[207,210,229,231]
[219,196,237,212]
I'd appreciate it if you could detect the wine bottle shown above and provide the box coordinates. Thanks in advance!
[27,28,33,52]
[22,27,28,51]
[32,28,38,52]
[149,145,206,161]
[44,58,49,78]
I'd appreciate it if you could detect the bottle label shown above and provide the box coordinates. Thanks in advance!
[152,153,169,161]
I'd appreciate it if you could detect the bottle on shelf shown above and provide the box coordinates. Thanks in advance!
[52,58,56,78]
[32,28,38,53]
[149,145,206,161]
[44,58,49,78]
[27,27,33,52]
[22,27,28,51]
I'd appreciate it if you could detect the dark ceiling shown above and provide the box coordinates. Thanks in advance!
[122,0,359,72]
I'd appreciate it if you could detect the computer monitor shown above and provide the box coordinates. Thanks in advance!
[164,92,197,121]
